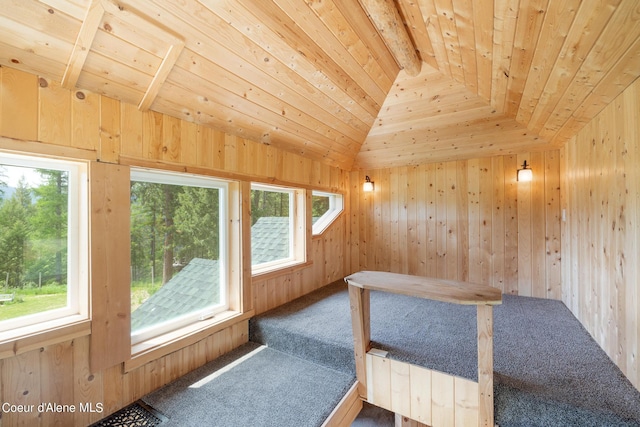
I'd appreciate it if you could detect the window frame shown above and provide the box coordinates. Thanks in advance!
[250,183,306,275]
[311,190,344,235]
[129,168,230,346]
[0,151,89,341]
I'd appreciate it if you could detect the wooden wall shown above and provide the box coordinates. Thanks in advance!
[350,152,561,298]
[0,66,349,425]
[561,77,640,390]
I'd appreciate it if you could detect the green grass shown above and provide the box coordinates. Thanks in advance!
[131,281,162,312]
[0,286,68,321]
[0,281,164,321]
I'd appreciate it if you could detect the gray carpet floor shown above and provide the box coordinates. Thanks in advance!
[250,280,640,427]
[143,342,355,427]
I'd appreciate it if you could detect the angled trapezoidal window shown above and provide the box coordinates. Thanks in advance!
[311,191,343,235]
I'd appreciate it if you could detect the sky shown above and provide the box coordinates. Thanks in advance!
[1,165,43,188]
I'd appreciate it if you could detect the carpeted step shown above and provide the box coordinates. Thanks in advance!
[250,281,357,375]
[142,342,355,427]
[251,280,640,427]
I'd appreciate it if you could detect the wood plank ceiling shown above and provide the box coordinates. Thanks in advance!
[0,0,639,170]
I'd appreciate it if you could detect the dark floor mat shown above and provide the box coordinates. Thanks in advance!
[90,401,167,427]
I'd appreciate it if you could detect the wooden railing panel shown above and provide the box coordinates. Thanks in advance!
[346,271,501,427]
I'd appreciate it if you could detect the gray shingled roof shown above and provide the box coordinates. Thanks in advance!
[131,258,220,331]
[132,217,291,333]
[251,216,290,264]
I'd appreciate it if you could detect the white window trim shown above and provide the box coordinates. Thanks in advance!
[250,183,306,275]
[130,168,230,345]
[312,190,344,235]
[0,152,88,338]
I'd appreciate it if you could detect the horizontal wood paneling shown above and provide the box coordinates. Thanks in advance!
[561,77,640,390]
[350,153,561,298]
[0,66,350,425]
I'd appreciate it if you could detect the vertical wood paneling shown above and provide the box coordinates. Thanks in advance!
[544,150,561,299]
[409,364,432,424]
[390,359,411,415]
[72,88,100,151]
[445,162,458,280]
[516,153,532,296]
[425,164,437,277]
[503,155,519,294]
[454,376,479,427]
[561,77,640,390]
[38,78,71,147]
[2,351,41,426]
[40,342,75,426]
[530,151,545,298]
[0,67,349,424]
[467,159,480,280]
[407,166,419,275]
[73,336,104,426]
[99,96,121,163]
[478,158,492,286]
[431,370,455,426]
[90,162,131,372]
[0,67,38,141]
[354,152,561,298]
[456,161,469,282]
[436,162,447,278]
[491,156,505,291]
[622,83,639,387]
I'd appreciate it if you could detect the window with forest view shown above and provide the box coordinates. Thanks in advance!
[0,153,87,335]
[250,184,295,269]
[130,169,228,344]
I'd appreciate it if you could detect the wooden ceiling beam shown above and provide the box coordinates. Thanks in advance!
[61,0,104,89]
[138,41,184,111]
[358,0,421,76]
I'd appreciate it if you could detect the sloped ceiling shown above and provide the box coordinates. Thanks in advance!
[0,0,639,170]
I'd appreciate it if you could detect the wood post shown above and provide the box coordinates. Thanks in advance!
[477,304,494,426]
[348,285,371,398]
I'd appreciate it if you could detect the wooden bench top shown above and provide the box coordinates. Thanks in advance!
[345,271,502,306]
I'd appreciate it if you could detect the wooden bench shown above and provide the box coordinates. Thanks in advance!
[0,293,15,303]
[345,271,502,427]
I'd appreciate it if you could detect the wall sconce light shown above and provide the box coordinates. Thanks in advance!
[363,176,374,192]
[517,160,533,182]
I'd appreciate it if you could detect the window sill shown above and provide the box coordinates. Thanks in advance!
[0,316,91,360]
[251,260,313,281]
[125,309,254,373]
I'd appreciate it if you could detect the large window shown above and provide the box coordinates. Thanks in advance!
[130,169,228,344]
[0,152,87,337]
[251,184,305,273]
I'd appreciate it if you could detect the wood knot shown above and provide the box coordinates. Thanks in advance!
[104,23,112,32]
[76,91,86,100]
[39,78,48,88]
